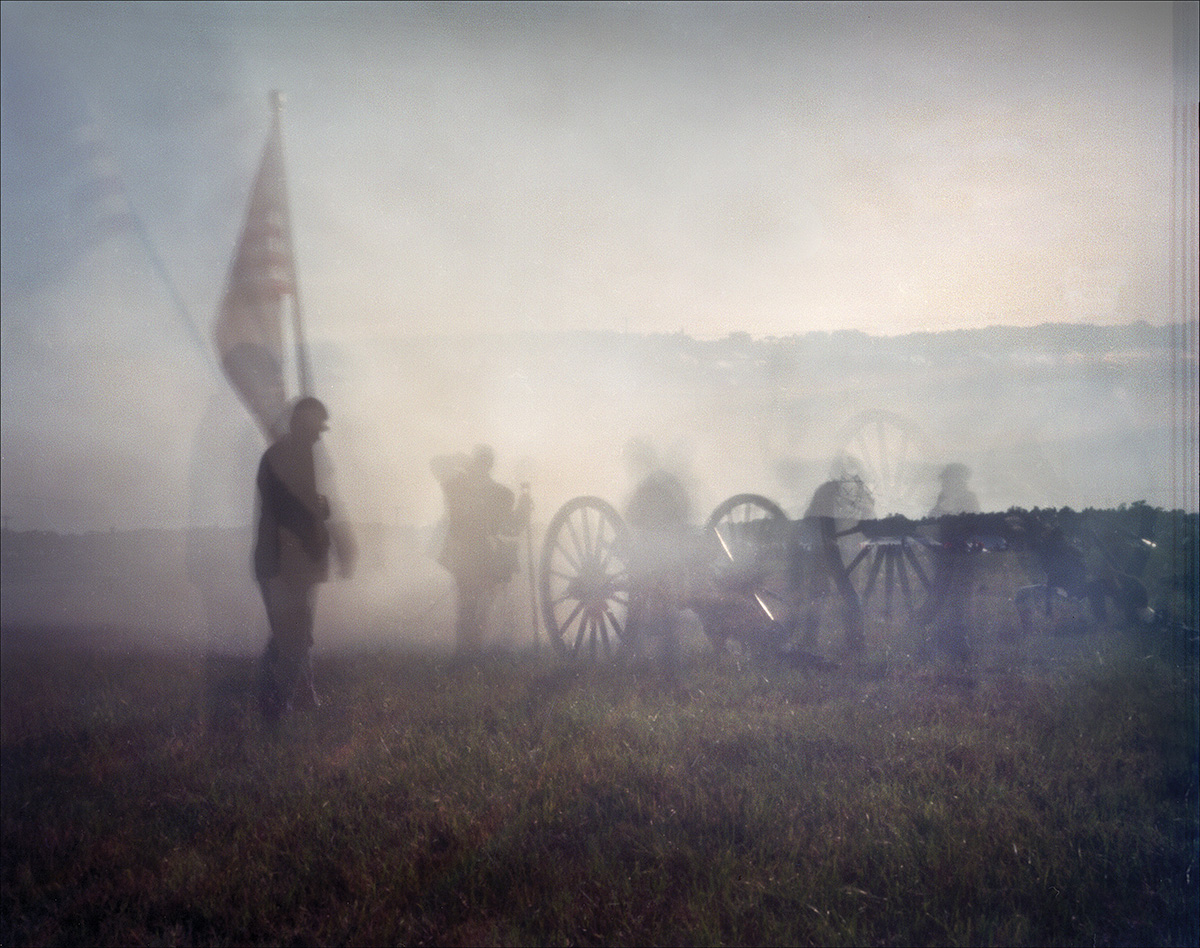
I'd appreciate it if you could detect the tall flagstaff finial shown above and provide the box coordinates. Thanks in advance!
[270,89,285,119]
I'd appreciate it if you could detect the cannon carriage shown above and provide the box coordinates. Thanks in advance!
[530,400,1170,662]
[535,487,950,661]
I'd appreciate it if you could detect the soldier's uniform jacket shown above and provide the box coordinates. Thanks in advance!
[254,434,332,586]
[434,455,530,585]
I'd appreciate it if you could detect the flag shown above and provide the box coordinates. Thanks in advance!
[213,94,299,440]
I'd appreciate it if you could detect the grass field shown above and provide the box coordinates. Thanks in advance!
[2,617,1197,947]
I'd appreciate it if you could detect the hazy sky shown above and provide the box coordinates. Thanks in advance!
[2,1,1180,339]
[0,1,1191,533]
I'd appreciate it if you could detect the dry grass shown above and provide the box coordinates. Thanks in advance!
[2,608,1196,947]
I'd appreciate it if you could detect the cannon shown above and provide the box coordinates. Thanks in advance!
[535,488,950,661]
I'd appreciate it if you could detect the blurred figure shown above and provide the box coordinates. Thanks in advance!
[432,444,531,658]
[255,397,355,722]
[622,438,693,675]
[930,462,980,520]
[623,438,692,533]
[793,455,874,654]
[916,462,981,660]
[1013,514,1153,636]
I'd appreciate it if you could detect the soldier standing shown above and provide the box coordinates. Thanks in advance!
[432,445,531,657]
[254,397,355,721]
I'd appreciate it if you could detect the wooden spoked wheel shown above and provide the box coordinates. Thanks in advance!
[538,496,632,660]
[699,494,793,653]
[837,410,935,519]
[834,517,938,626]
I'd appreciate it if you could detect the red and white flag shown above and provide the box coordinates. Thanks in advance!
[213,96,298,440]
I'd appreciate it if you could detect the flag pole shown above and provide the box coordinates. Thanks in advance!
[270,90,315,398]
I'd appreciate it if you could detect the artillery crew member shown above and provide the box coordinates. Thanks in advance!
[624,463,693,671]
[432,445,531,657]
[795,457,874,654]
[916,462,980,660]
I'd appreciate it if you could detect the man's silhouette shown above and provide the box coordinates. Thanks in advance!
[791,457,875,653]
[254,397,354,721]
[916,462,981,659]
[623,452,693,671]
[432,445,531,657]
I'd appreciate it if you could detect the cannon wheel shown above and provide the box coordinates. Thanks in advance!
[837,409,935,518]
[539,496,632,660]
[796,466,937,648]
[833,518,937,628]
[700,494,793,653]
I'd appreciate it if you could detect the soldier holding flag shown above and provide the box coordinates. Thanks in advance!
[254,396,354,721]
[213,92,354,722]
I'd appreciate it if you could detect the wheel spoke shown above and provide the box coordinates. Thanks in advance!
[548,564,579,583]
[901,540,932,592]
[558,597,586,631]
[846,542,872,574]
[599,613,615,659]
[582,508,597,559]
[595,533,620,573]
[561,516,583,564]
[571,614,588,656]
[861,545,884,602]
[883,548,897,617]
[895,551,915,611]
